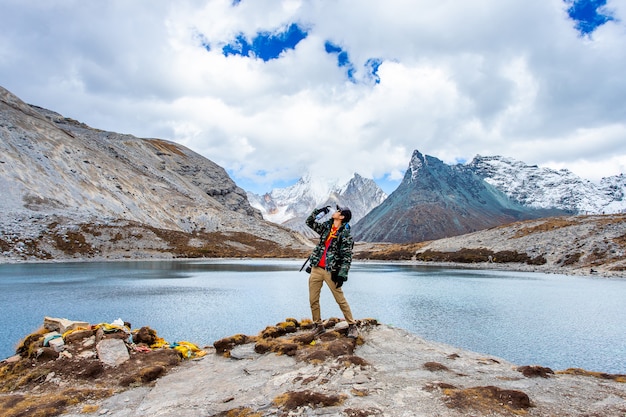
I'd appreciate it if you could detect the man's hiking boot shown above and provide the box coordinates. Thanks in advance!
[347,324,358,339]
[312,323,325,336]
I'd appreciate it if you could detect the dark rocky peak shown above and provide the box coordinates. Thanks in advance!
[404,150,428,182]
[354,150,566,243]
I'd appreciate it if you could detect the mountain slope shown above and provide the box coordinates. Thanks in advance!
[467,155,626,214]
[248,173,387,238]
[357,213,626,276]
[354,150,566,243]
[414,213,626,274]
[0,86,306,261]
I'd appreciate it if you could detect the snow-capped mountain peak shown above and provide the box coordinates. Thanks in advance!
[247,173,387,237]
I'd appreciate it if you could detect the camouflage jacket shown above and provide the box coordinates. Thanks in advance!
[305,208,354,279]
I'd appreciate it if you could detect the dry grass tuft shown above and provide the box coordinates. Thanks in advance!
[558,252,582,266]
[0,359,49,393]
[276,320,298,333]
[423,361,450,372]
[343,407,384,416]
[15,328,48,359]
[0,238,11,252]
[210,407,264,417]
[291,332,315,345]
[119,365,167,387]
[556,368,626,382]
[81,404,100,413]
[299,349,333,364]
[443,385,532,415]
[133,326,158,346]
[51,227,96,256]
[272,389,346,410]
[299,319,315,330]
[324,338,356,357]
[355,242,429,260]
[350,388,370,397]
[517,365,554,378]
[0,388,112,417]
[337,355,370,368]
[513,218,582,238]
[260,325,287,339]
[213,334,250,355]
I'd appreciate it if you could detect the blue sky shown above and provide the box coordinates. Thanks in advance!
[566,0,615,34]
[1,0,624,195]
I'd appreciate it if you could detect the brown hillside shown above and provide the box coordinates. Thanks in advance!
[354,214,626,277]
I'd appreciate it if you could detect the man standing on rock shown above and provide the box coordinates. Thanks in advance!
[305,205,358,339]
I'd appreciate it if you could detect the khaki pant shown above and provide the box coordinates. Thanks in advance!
[309,266,355,324]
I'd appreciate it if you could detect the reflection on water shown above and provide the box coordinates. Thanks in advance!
[0,259,624,374]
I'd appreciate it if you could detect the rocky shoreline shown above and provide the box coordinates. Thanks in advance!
[403,259,624,278]
[2,317,625,417]
[1,254,622,279]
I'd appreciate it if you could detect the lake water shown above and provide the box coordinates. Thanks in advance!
[0,259,624,374]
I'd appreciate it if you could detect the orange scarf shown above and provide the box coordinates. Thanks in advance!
[325,225,338,245]
[319,225,338,268]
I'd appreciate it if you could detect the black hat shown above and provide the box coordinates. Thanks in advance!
[339,208,352,223]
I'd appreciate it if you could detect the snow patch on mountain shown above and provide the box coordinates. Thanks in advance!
[247,173,387,237]
[467,155,626,214]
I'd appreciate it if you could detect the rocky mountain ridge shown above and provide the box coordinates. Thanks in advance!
[2,84,625,262]
[0,86,308,261]
[468,155,626,214]
[250,152,625,244]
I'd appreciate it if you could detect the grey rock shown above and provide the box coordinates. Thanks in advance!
[229,343,260,360]
[96,338,130,367]
[48,337,65,353]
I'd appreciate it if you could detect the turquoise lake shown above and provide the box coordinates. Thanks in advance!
[0,259,624,373]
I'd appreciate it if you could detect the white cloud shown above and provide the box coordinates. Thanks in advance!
[1,0,624,194]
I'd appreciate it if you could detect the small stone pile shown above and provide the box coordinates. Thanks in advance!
[0,316,205,416]
[8,316,207,366]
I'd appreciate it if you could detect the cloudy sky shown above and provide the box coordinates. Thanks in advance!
[1,0,625,194]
